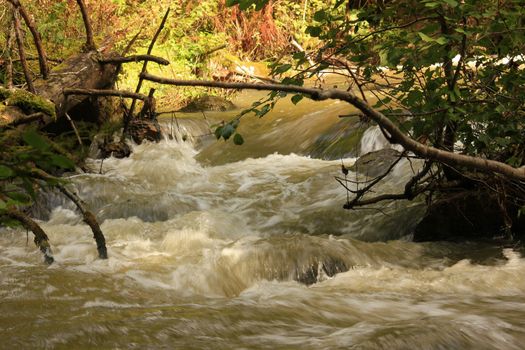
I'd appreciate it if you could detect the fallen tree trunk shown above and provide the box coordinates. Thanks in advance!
[33,51,118,121]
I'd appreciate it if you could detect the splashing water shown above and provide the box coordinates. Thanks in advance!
[2,98,525,349]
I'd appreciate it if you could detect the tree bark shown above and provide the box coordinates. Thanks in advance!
[63,88,147,101]
[33,51,118,119]
[140,73,525,181]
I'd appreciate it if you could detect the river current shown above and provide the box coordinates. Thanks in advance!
[2,92,525,349]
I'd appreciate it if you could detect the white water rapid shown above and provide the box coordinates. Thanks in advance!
[2,95,525,349]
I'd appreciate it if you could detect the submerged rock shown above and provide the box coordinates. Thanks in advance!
[295,256,349,285]
[178,95,236,112]
[129,119,162,144]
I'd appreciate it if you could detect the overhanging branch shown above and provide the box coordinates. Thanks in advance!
[140,72,525,182]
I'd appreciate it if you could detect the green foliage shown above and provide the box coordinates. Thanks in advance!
[0,128,75,219]
[231,0,525,167]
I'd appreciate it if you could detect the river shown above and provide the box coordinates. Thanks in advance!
[1,90,525,349]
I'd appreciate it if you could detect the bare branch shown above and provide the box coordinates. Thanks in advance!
[64,88,147,100]
[75,0,96,51]
[128,8,170,119]
[0,112,45,129]
[98,55,170,66]
[31,170,108,259]
[56,183,107,259]
[139,73,525,182]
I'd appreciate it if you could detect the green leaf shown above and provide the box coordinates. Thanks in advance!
[238,0,253,10]
[334,0,346,8]
[215,126,223,139]
[255,104,271,117]
[273,64,292,75]
[292,52,306,60]
[50,155,75,169]
[225,0,239,6]
[6,192,32,205]
[0,199,6,211]
[233,133,244,145]
[306,26,322,37]
[418,32,434,42]
[221,124,235,140]
[291,94,303,105]
[435,36,448,45]
[22,129,50,151]
[442,0,458,7]
[313,10,326,22]
[0,165,14,178]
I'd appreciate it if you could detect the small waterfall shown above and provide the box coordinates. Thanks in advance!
[360,125,404,155]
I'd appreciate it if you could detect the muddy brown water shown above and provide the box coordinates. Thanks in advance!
[2,90,525,349]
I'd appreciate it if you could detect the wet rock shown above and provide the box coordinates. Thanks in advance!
[413,191,523,242]
[178,95,236,112]
[128,119,162,144]
[352,148,402,177]
[101,141,131,159]
[89,134,131,159]
[295,257,349,285]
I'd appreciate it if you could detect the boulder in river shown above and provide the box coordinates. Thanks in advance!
[351,148,402,178]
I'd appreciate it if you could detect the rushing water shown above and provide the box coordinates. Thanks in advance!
[2,93,525,349]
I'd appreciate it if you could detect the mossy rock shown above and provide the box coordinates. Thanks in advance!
[179,95,236,112]
[6,89,56,119]
[0,87,12,102]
